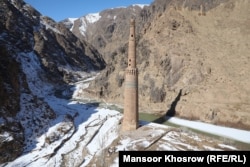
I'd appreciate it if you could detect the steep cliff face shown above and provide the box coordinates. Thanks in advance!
[0,0,105,163]
[136,0,250,129]
[75,0,250,130]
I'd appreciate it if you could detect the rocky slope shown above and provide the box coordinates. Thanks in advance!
[67,0,250,130]
[0,0,105,163]
[0,0,249,165]
[2,77,249,167]
[61,4,149,63]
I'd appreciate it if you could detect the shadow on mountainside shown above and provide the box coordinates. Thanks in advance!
[152,89,182,124]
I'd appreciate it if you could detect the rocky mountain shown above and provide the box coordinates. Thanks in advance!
[60,4,149,62]
[0,0,250,165]
[65,0,250,130]
[0,0,105,163]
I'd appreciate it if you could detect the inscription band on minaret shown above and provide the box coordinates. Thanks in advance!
[122,19,139,131]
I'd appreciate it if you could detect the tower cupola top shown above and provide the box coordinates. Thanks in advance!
[130,18,135,26]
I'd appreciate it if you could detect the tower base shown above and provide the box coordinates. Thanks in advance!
[122,119,138,131]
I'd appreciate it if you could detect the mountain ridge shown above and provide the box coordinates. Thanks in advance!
[62,0,250,130]
[0,0,105,162]
[1,0,250,165]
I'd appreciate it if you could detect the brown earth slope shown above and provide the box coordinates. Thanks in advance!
[85,0,250,130]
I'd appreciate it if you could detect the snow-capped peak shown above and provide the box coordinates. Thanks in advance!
[68,18,78,23]
[132,4,149,8]
[85,13,101,24]
[78,13,101,36]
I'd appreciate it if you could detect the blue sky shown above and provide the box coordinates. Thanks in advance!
[24,0,153,21]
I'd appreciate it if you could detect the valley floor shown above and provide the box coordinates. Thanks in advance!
[1,76,250,167]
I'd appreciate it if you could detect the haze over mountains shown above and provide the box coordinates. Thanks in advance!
[0,0,250,166]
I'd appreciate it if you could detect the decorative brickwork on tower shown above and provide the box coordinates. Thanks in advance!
[122,19,139,131]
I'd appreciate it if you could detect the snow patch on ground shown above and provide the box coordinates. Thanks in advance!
[79,13,101,36]
[167,117,250,143]
[0,132,14,142]
[17,51,54,96]
[68,18,78,23]
[1,49,250,167]
[40,17,62,34]
[5,95,122,167]
[85,13,101,23]
[218,144,238,150]
[203,145,222,151]
[67,18,78,31]
[72,75,97,99]
[79,18,87,36]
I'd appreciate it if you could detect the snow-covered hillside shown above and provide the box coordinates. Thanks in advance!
[1,48,250,166]
[0,0,105,163]
[2,52,250,166]
[2,45,249,166]
[62,13,102,37]
[60,18,77,31]
[2,0,250,166]
[132,4,149,8]
[79,13,101,36]
[0,46,119,166]
[61,4,149,39]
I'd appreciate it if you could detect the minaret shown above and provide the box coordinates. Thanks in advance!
[199,5,205,16]
[122,19,139,131]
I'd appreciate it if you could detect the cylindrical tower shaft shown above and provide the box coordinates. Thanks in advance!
[122,19,139,131]
[128,19,136,68]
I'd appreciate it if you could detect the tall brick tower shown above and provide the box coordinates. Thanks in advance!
[122,19,139,131]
